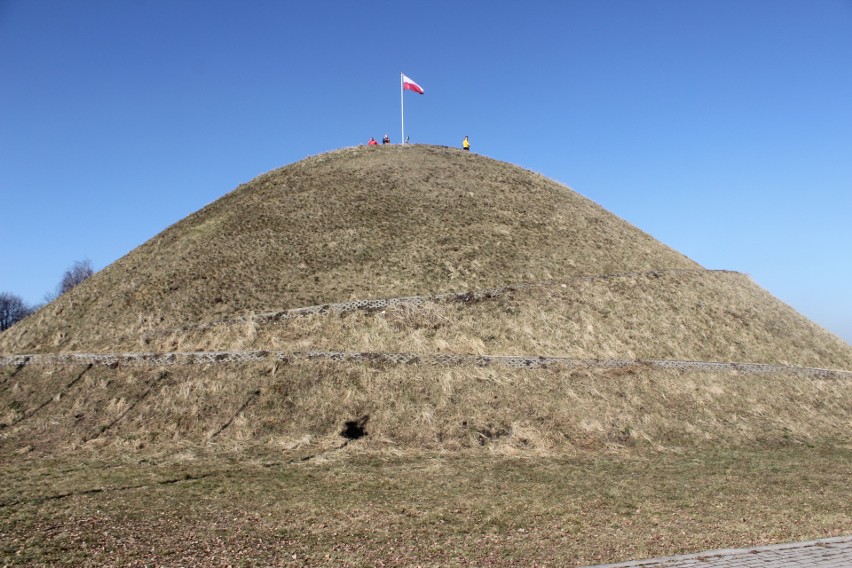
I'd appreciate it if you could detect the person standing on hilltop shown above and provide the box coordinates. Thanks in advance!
[368,137,378,146]
[462,135,470,151]
[383,134,390,144]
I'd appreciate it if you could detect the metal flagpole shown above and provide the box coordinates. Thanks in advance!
[400,73,405,145]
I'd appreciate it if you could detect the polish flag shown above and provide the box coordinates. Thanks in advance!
[402,74,424,94]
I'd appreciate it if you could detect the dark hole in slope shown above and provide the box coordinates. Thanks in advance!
[341,415,369,440]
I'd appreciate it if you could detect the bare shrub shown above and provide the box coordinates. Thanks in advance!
[0,292,32,331]
[59,259,94,295]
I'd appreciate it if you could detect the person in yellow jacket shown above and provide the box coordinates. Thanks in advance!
[462,135,470,151]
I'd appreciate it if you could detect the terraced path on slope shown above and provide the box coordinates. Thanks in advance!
[149,268,735,332]
[2,269,850,379]
[1,349,851,379]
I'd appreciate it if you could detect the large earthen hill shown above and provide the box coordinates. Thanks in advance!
[1,144,850,455]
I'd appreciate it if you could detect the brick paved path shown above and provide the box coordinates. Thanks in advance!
[582,535,852,567]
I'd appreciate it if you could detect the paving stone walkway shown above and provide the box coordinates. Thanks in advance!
[582,535,852,567]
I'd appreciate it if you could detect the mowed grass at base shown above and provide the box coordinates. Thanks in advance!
[2,445,851,567]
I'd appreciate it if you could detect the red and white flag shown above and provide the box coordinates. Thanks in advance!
[402,73,424,94]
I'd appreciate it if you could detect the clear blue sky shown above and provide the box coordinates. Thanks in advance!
[1,0,850,345]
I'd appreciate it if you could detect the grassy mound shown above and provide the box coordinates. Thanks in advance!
[2,145,851,568]
[2,145,699,354]
[1,145,849,459]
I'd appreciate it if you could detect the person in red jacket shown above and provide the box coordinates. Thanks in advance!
[368,137,378,146]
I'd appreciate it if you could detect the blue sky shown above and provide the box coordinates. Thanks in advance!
[1,0,850,344]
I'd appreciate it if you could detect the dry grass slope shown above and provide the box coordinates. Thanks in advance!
[1,144,850,457]
[3,361,851,458]
[129,270,852,369]
[2,145,699,354]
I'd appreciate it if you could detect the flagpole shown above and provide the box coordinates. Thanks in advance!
[400,73,405,145]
